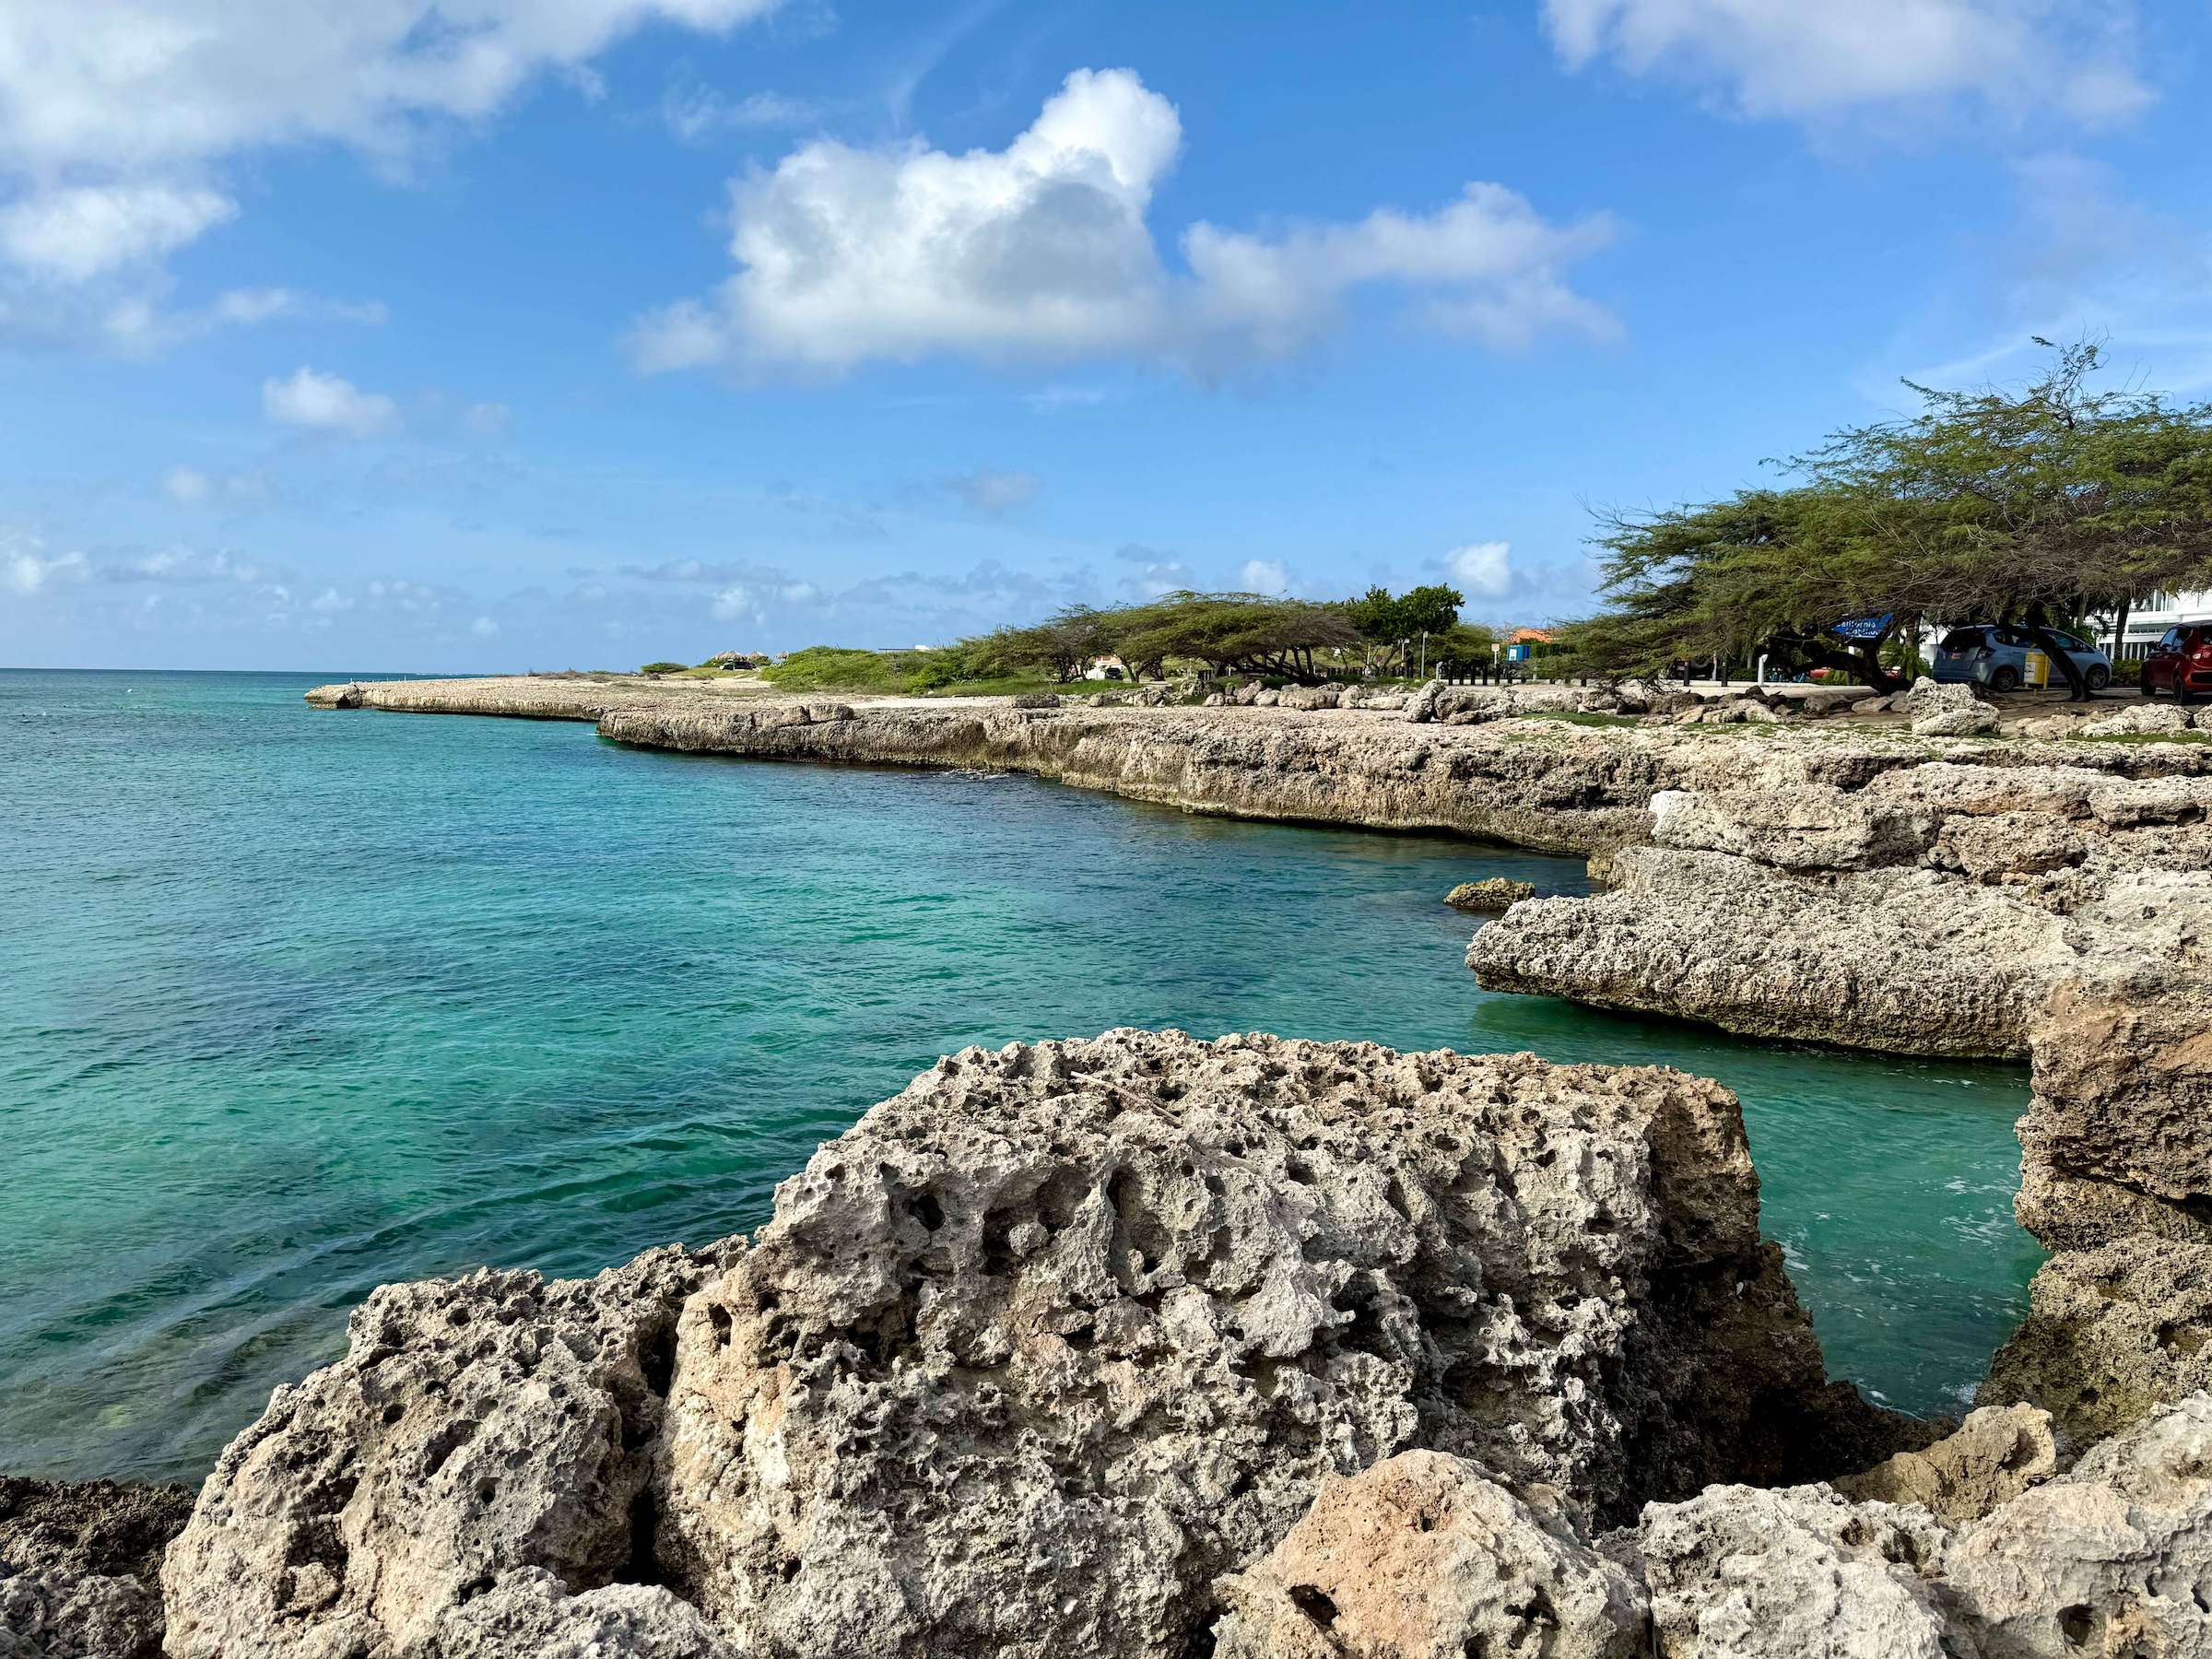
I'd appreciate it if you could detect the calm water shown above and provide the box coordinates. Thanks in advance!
[0,669,2041,1484]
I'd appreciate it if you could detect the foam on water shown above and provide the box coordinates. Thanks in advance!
[0,669,2042,1482]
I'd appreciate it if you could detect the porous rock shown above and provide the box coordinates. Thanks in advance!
[1208,1451,1648,1659]
[160,1244,724,1659]
[2077,703,2197,738]
[1835,1404,2059,1525]
[0,1477,192,1659]
[1610,1483,1956,1657]
[1009,692,1060,711]
[1444,877,1536,911]
[651,1030,1854,1659]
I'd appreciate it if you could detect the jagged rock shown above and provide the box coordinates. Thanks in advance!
[2078,703,2197,738]
[2018,986,2212,1218]
[1611,1483,1956,1657]
[652,1030,1859,1659]
[1202,691,1225,707]
[1277,685,1339,711]
[1944,1393,2212,1655]
[416,1571,738,1658]
[0,1477,192,1659]
[161,1245,724,1659]
[1209,1452,1648,1659]
[1470,843,2074,1057]
[1404,679,1446,722]
[1930,810,2089,881]
[1983,1235,2212,1448]
[1836,1404,2059,1525]
[1908,679,2001,737]
[1649,784,1935,872]
[1443,877,1535,911]
[1009,693,1060,711]
[1253,688,1280,706]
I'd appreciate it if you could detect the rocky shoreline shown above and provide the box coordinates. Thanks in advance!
[6,678,2208,1654]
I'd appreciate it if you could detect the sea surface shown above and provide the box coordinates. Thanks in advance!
[0,668,2043,1484]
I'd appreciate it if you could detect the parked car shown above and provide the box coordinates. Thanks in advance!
[1931,624,2112,692]
[2142,624,2212,702]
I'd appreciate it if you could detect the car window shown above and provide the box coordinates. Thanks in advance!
[1940,629,1983,650]
[2051,631,2088,652]
[1994,626,2031,647]
[2161,629,2185,652]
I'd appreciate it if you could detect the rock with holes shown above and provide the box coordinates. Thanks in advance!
[1835,1404,2060,1526]
[653,1029,1866,1659]
[1610,1483,1957,1657]
[159,1243,725,1659]
[414,1570,739,1658]
[2077,703,2198,739]
[1208,1451,1648,1658]
[1444,877,1536,912]
[0,1477,192,1659]
[1945,1393,2212,1656]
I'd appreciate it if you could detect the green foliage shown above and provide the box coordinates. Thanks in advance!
[759,647,919,693]
[1559,342,2212,695]
[638,661,687,675]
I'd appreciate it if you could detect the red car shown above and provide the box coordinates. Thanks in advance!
[2142,624,2212,701]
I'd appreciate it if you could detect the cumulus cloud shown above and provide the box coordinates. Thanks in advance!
[263,367,400,438]
[1446,540,1513,597]
[1238,559,1289,594]
[0,182,237,279]
[629,67,1617,379]
[162,465,211,505]
[1543,0,2151,128]
[4,536,89,595]
[946,468,1042,515]
[0,0,784,291]
[1112,542,1192,600]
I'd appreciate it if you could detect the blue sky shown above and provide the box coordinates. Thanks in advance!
[2,0,2207,671]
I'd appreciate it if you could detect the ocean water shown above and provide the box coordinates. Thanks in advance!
[0,668,2042,1485]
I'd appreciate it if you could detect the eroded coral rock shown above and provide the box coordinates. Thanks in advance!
[1444,877,1536,911]
[0,1477,191,1659]
[1836,1404,2059,1525]
[160,1245,724,1659]
[652,1030,1847,1659]
[1209,1452,1648,1659]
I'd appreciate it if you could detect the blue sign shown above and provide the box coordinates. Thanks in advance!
[1830,613,1894,641]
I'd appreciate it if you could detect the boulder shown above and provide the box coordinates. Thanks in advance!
[1277,685,1338,712]
[1202,692,1225,708]
[1009,693,1061,711]
[1209,1452,1648,1659]
[1443,877,1536,912]
[161,1245,724,1659]
[1907,678,2001,738]
[2077,703,2197,738]
[1253,688,1281,706]
[651,1031,1856,1659]
[1648,784,1935,872]
[1835,1404,2059,1525]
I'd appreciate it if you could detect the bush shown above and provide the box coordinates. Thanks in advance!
[639,661,687,676]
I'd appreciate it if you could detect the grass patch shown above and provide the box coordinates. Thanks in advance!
[2072,729,2212,746]
[1516,709,1644,728]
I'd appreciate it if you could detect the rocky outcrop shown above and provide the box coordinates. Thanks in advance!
[0,1477,192,1659]
[1214,1393,2212,1659]
[1444,877,1536,911]
[1834,1404,2059,1525]
[1209,1452,1649,1659]
[160,1031,1897,1659]
[160,1245,725,1659]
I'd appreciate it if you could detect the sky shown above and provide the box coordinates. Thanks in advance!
[1,0,2208,672]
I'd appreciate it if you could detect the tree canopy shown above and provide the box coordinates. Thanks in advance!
[1558,342,2212,697]
[972,591,1364,682]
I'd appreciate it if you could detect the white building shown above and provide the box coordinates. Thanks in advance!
[2091,591,2212,662]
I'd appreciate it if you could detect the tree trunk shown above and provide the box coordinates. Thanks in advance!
[2023,602,2089,701]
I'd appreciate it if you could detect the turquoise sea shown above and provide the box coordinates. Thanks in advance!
[0,669,2042,1485]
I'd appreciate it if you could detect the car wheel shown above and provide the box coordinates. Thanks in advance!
[2182,680,2199,707]
[2085,664,2111,692]
[1990,665,2020,692]
[2142,674,2159,697]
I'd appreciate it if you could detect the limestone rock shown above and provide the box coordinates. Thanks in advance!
[1649,783,1935,872]
[0,1477,192,1659]
[161,1244,724,1659]
[2078,703,2197,738]
[1613,1483,1956,1657]
[1915,705,2003,737]
[1983,1235,2212,1448]
[1444,877,1536,911]
[416,1571,739,1658]
[1202,691,1225,707]
[653,1030,1849,1659]
[1209,1452,1648,1659]
[1009,692,1060,711]
[1945,1393,2212,1656]
[1277,685,1339,711]
[2018,985,2212,1218]
[1836,1404,2059,1525]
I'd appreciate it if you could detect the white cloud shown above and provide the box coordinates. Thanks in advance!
[711,584,756,618]
[1543,0,2151,128]
[162,465,210,505]
[463,400,514,436]
[262,367,400,438]
[0,0,785,284]
[1447,540,1513,597]
[946,468,1041,515]
[4,537,88,595]
[663,85,822,142]
[469,616,500,638]
[311,587,352,614]
[0,182,236,279]
[1238,559,1288,594]
[629,67,1617,378]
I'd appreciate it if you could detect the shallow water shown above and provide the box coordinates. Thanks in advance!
[0,668,2041,1483]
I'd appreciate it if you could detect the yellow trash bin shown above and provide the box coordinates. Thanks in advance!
[2022,649,2051,688]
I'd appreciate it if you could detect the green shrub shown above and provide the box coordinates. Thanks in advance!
[639,661,687,675]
